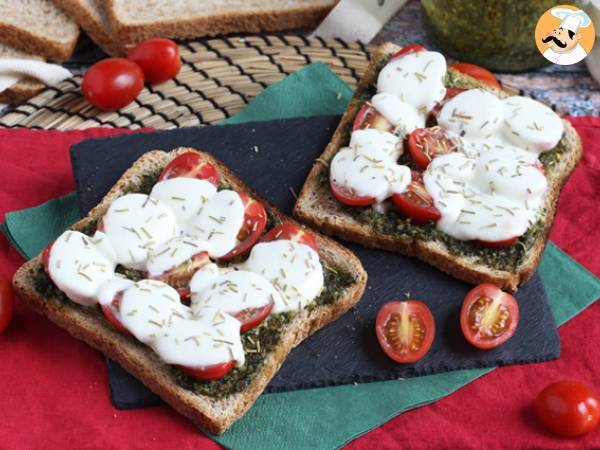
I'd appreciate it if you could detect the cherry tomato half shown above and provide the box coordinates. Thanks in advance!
[219,192,267,261]
[100,292,132,336]
[376,300,435,363]
[159,152,219,187]
[330,178,376,207]
[392,171,441,223]
[390,44,427,61]
[408,127,457,169]
[82,58,145,111]
[473,236,518,248]
[460,283,519,350]
[261,223,319,253]
[535,381,600,437]
[151,251,211,299]
[449,63,500,89]
[177,360,236,381]
[42,241,53,274]
[353,102,394,132]
[128,38,181,84]
[233,302,274,333]
[429,87,466,120]
[0,276,15,334]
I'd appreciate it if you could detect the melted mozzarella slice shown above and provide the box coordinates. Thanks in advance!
[101,193,177,270]
[146,236,212,277]
[149,177,217,231]
[242,240,324,313]
[371,93,425,137]
[189,263,281,316]
[349,128,402,160]
[47,230,117,306]
[377,50,447,112]
[501,96,564,153]
[189,190,245,258]
[97,278,135,306]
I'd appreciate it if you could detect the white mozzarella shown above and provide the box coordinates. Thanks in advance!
[101,193,177,270]
[349,128,402,160]
[97,278,134,306]
[370,93,425,137]
[47,230,117,306]
[146,236,212,277]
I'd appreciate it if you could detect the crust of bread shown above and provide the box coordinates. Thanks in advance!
[101,0,336,52]
[12,147,367,435]
[294,42,582,293]
[0,23,79,62]
[0,78,45,104]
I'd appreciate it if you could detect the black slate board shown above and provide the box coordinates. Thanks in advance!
[70,116,560,409]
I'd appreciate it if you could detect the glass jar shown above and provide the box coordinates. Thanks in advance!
[421,0,574,72]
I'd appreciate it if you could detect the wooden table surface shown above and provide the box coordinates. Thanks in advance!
[374,0,599,116]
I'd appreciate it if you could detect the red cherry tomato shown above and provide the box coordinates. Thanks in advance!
[151,251,211,299]
[82,58,144,111]
[390,44,427,60]
[42,241,53,274]
[535,381,600,437]
[233,302,274,333]
[473,236,518,248]
[100,292,132,336]
[177,360,236,381]
[430,87,466,120]
[330,178,376,207]
[376,300,435,363]
[407,128,457,169]
[261,223,319,253]
[460,283,519,350]
[159,152,219,187]
[392,171,441,223]
[128,38,181,84]
[449,63,500,89]
[0,276,15,334]
[352,102,394,132]
[219,192,267,261]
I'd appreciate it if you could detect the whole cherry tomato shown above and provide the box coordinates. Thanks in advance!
[128,38,181,84]
[82,58,144,110]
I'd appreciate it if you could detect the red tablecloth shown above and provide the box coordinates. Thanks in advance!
[0,118,598,449]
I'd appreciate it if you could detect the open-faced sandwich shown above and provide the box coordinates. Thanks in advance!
[12,148,367,434]
[295,43,582,292]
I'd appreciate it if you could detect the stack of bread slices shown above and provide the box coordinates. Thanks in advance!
[0,0,337,104]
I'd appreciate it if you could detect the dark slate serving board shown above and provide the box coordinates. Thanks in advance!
[70,116,560,409]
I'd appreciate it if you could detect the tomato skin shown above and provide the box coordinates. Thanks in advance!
[100,292,132,335]
[460,283,519,350]
[177,360,236,381]
[407,128,457,169]
[0,276,14,334]
[233,302,274,333]
[151,251,211,299]
[42,241,53,274]
[128,38,181,84]
[352,102,394,133]
[449,63,500,89]
[261,223,319,252]
[376,300,435,363]
[219,192,267,261]
[473,236,518,248]
[330,178,377,207]
[535,381,600,437]
[82,58,144,110]
[390,44,427,60]
[392,171,441,223]
[159,152,219,187]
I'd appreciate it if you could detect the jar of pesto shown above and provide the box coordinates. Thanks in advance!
[421,0,574,71]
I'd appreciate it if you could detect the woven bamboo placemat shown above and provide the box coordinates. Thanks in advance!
[0,35,373,130]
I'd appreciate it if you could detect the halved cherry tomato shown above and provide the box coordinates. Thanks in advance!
[233,302,274,333]
[460,283,519,350]
[0,276,14,334]
[449,63,500,89]
[128,38,181,84]
[390,44,427,61]
[429,87,466,120]
[261,223,319,252]
[407,127,457,169]
[151,251,211,298]
[219,192,267,261]
[82,58,145,111]
[177,360,236,381]
[376,300,435,363]
[473,236,518,248]
[392,171,441,223]
[352,102,394,132]
[100,292,132,336]
[42,241,53,274]
[330,179,376,207]
[535,381,600,437]
[159,152,220,187]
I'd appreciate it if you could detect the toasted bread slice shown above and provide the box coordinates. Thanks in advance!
[12,147,367,435]
[294,42,582,292]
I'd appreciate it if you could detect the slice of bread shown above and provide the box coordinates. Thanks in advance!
[51,0,124,55]
[12,147,367,435]
[0,43,45,104]
[294,42,582,292]
[101,0,337,50]
[0,0,80,61]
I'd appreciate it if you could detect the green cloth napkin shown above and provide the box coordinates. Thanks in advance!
[3,62,599,450]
